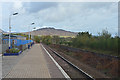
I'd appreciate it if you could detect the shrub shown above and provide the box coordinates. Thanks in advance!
[34,36,40,43]
[41,35,52,45]
[71,30,119,56]
[6,48,20,53]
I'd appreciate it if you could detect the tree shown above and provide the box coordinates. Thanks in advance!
[33,36,40,43]
[100,29,111,38]
[41,35,52,45]
[52,36,60,44]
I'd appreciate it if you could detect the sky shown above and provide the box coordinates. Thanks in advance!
[0,1,118,36]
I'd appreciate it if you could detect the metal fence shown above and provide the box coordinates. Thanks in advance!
[2,39,33,53]
[3,39,33,48]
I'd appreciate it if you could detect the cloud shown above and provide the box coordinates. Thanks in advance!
[23,2,58,13]
[34,2,117,35]
[36,3,82,22]
[12,1,26,14]
[35,2,117,24]
[1,2,118,36]
[0,3,2,29]
[13,1,23,10]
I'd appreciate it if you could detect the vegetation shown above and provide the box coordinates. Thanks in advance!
[41,29,119,56]
[41,30,119,77]
[71,30,119,56]
[6,48,20,53]
[40,35,72,45]
[51,44,119,77]
[41,36,52,45]
[33,36,40,43]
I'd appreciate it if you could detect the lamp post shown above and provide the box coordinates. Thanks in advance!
[33,27,36,36]
[29,23,35,40]
[9,12,18,49]
[28,23,35,49]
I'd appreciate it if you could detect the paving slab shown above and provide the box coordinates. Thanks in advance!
[2,49,28,78]
[40,44,65,78]
[5,44,51,78]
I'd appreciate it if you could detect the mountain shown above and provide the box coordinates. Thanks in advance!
[0,29,4,33]
[23,27,77,37]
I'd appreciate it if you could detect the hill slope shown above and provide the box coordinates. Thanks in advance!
[23,28,77,37]
[0,29,3,33]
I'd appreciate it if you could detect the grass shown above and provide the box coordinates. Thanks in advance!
[82,47,119,57]
[59,36,75,38]
[64,51,74,56]
[38,35,75,38]
[50,44,119,77]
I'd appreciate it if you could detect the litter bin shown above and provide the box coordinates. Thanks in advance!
[28,45,30,49]
[20,45,23,51]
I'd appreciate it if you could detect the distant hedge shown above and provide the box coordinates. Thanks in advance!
[71,30,119,56]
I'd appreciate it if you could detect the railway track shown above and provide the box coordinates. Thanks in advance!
[42,44,95,80]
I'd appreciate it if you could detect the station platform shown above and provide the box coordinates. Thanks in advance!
[4,44,66,78]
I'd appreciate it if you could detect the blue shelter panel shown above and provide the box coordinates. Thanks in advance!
[3,39,33,48]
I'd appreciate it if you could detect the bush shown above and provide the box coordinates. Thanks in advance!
[71,30,119,56]
[34,36,40,43]
[41,36,52,45]
[6,48,20,53]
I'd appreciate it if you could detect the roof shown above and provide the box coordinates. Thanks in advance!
[3,35,26,38]
[14,35,26,38]
[3,35,17,37]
